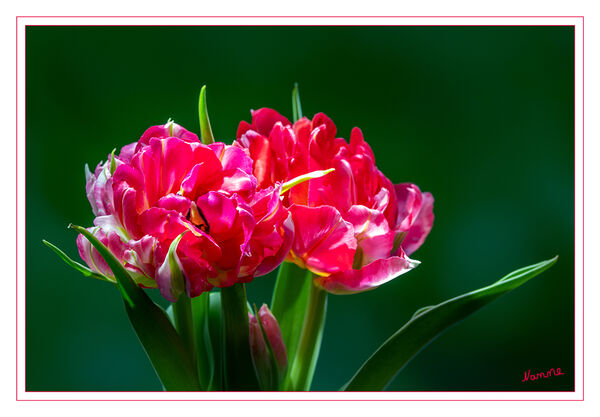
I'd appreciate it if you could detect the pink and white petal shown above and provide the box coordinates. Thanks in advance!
[118,142,137,162]
[221,168,258,198]
[76,227,113,278]
[346,205,394,266]
[394,183,423,232]
[314,255,420,295]
[402,192,434,256]
[289,205,357,275]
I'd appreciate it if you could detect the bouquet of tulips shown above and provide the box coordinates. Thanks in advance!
[44,86,556,391]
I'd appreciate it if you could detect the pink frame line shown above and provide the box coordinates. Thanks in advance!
[15,15,585,402]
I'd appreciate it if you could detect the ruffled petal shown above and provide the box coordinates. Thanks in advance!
[135,121,199,152]
[394,183,423,232]
[345,205,394,267]
[402,192,434,256]
[288,205,356,276]
[314,252,420,294]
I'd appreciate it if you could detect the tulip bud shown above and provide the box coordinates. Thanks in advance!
[248,304,287,390]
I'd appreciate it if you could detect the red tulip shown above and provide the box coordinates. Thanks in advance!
[236,109,434,294]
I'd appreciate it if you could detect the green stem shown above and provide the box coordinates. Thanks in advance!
[220,284,260,390]
[284,280,327,391]
[172,293,197,367]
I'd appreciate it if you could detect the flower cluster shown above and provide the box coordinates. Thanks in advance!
[79,110,433,299]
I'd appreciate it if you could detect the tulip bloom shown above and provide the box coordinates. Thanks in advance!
[78,121,293,301]
[236,109,434,294]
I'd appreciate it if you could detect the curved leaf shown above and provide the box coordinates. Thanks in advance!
[42,239,111,282]
[343,256,558,391]
[69,224,201,391]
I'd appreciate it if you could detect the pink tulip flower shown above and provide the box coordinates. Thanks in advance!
[78,121,293,301]
[236,109,434,294]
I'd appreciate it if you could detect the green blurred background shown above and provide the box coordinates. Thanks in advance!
[26,26,574,391]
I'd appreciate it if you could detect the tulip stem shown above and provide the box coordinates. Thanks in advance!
[285,280,327,391]
[172,293,197,367]
[220,284,261,390]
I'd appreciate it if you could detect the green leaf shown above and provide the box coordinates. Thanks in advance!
[220,284,260,390]
[270,262,313,368]
[109,148,117,175]
[281,168,335,193]
[69,224,201,391]
[159,232,186,301]
[42,239,112,282]
[198,85,215,144]
[292,83,303,122]
[283,280,327,391]
[343,256,559,391]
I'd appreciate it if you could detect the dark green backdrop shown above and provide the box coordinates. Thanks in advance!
[26,26,574,391]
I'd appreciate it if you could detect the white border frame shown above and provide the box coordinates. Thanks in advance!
[15,16,584,402]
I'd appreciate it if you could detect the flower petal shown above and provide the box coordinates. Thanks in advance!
[345,205,394,267]
[314,252,420,295]
[394,183,423,232]
[402,192,434,256]
[288,205,356,275]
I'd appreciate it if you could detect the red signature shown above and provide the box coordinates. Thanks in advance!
[521,368,565,382]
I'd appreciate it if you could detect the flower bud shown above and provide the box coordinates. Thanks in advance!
[248,304,287,390]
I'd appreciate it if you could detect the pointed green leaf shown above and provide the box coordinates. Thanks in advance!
[198,85,215,144]
[69,224,201,391]
[270,262,313,369]
[343,256,558,391]
[159,232,186,301]
[281,168,335,193]
[292,83,303,122]
[221,283,260,390]
[109,148,117,175]
[42,239,112,282]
